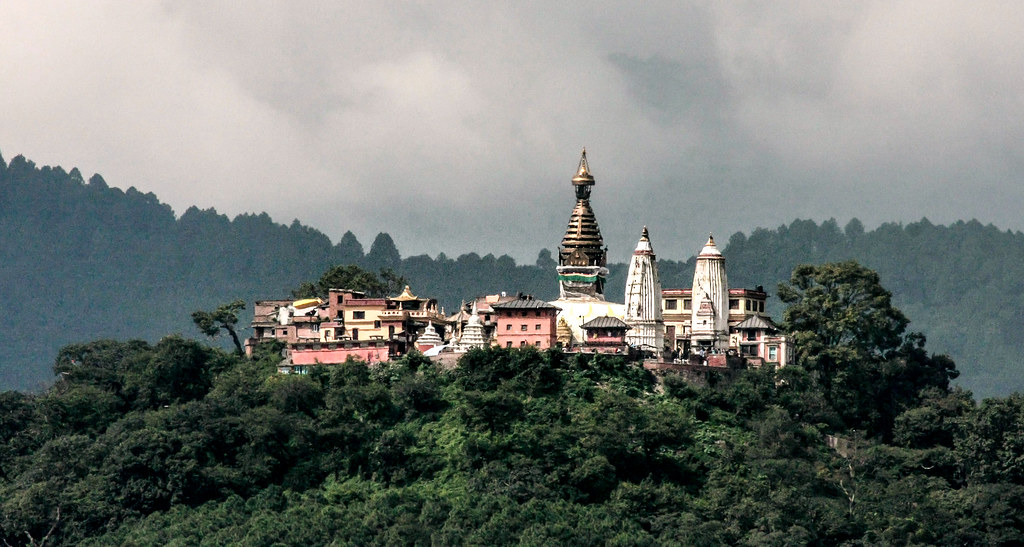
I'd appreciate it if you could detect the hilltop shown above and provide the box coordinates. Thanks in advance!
[1,151,1022,397]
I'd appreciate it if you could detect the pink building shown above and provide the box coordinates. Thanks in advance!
[491,296,560,349]
[580,316,631,354]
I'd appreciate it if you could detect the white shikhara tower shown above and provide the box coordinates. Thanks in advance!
[624,227,664,352]
[690,234,729,351]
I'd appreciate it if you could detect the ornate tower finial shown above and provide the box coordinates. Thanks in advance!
[572,148,595,200]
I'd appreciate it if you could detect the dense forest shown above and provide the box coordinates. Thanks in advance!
[2,151,1023,398]
[2,261,1022,544]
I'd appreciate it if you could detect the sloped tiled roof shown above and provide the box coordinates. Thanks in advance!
[581,316,631,330]
[491,297,561,311]
[733,315,779,331]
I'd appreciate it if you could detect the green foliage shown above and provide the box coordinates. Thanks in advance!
[191,299,246,355]
[779,261,959,437]
[4,153,1023,400]
[291,264,406,299]
[4,324,1024,545]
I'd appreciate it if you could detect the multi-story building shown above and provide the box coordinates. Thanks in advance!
[245,285,447,371]
[660,237,788,366]
[492,296,560,349]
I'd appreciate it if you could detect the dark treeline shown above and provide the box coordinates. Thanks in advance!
[2,152,1023,397]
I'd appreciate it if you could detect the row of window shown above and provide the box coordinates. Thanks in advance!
[664,298,765,313]
[506,341,543,348]
[729,299,765,312]
[506,324,544,331]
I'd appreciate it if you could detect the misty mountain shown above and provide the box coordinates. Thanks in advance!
[1,152,1020,398]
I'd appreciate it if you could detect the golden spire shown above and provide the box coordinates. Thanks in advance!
[572,148,595,186]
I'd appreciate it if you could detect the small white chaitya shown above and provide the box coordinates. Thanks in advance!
[457,302,488,350]
[623,227,665,353]
[416,322,444,348]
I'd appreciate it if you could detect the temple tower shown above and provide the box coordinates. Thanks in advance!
[624,227,665,353]
[557,149,609,299]
[690,234,729,351]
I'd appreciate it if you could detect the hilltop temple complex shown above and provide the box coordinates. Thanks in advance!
[245,150,788,371]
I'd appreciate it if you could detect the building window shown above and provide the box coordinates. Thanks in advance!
[374,320,381,328]
[506,341,513,348]
[664,299,677,310]
[521,324,528,331]
[535,341,541,346]
[535,324,541,330]
[351,328,359,340]
[312,323,320,332]
[520,341,526,347]
[729,299,739,309]
[506,324,512,330]
[768,346,778,360]
[683,299,691,310]
[742,345,757,356]
[746,330,757,341]
[759,301,765,312]
[353,311,365,320]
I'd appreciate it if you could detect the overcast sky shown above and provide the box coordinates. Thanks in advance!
[3,2,1023,263]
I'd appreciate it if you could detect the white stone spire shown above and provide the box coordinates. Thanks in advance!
[690,234,729,351]
[624,227,664,353]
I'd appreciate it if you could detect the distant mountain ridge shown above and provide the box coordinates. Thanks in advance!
[1,151,1020,397]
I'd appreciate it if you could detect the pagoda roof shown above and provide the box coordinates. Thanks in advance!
[391,285,421,302]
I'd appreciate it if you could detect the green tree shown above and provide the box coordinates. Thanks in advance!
[191,300,246,355]
[779,261,909,374]
[291,264,406,299]
[778,261,957,436]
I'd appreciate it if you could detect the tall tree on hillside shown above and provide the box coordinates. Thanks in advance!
[291,264,407,299]
[191,300,246,355]
[779,261,908,376]
[778,261,957,436]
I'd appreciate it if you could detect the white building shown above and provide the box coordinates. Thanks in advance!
[623,227,665,354]
[689,235,730,352]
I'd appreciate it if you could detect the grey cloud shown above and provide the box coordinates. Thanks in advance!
[2,1,1023,265]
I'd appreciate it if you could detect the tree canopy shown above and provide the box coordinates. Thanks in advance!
[191,299,246,355]
[290,265,407,299]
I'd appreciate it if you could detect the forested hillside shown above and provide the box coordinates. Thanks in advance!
[2,151,1022,397]
[1,316,1020,544]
